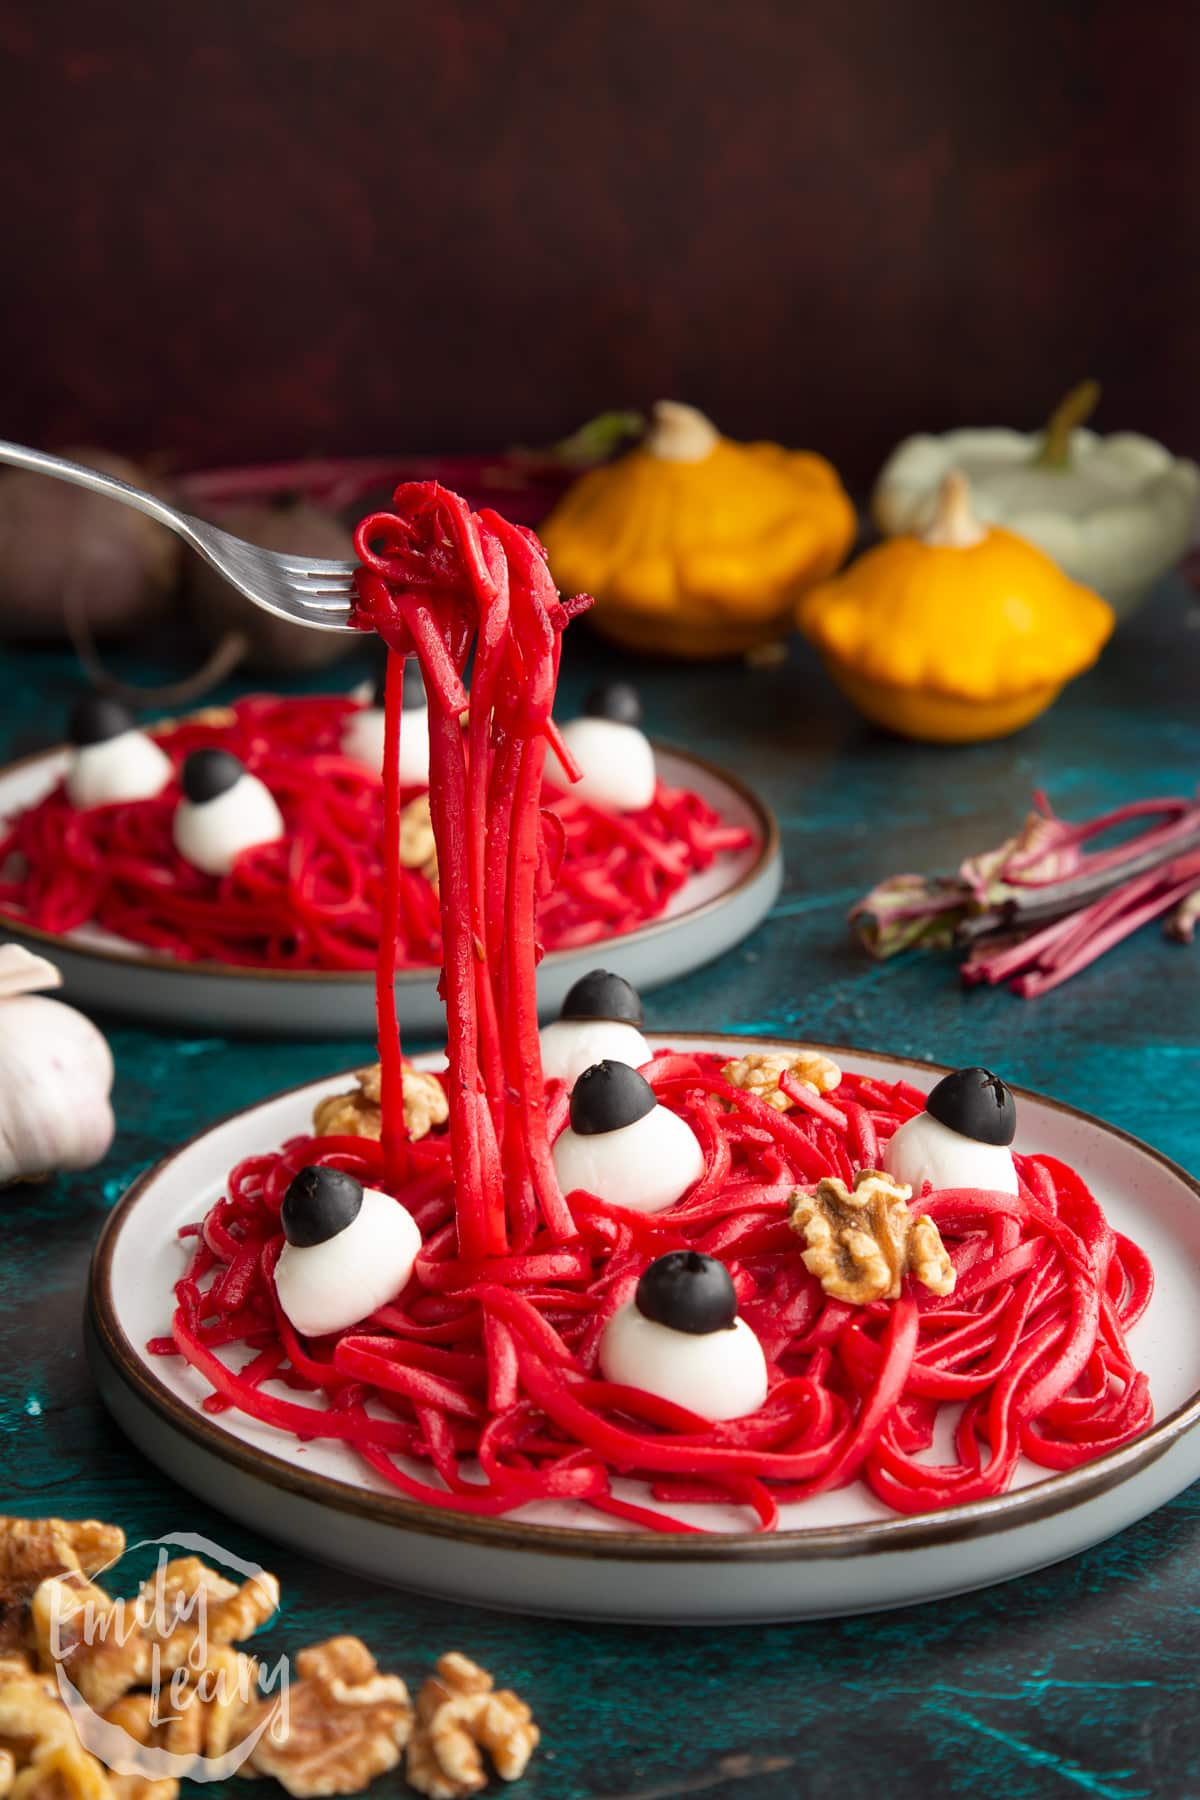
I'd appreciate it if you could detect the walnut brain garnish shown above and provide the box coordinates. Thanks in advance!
[406,1653,538,1800]
[312,1063,448,1145]
[722,1049,842,1111]
[155,707,238,734]
[245,1637,412,1798]
[790,1170,955,1305]
[399,795,438,883]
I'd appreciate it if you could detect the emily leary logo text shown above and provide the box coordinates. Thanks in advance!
[43,1531,290,1784]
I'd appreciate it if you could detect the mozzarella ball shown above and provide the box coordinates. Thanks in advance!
[599,1302,768,1422]
[539,1017,651,1090]
[550,717,656,812]
[172,751,284,877]
[883,1109,1019,1197]
[553,1103,705,1213]
[66,731,172,810]
[342,701,430,786]
[274,1183,421,1338]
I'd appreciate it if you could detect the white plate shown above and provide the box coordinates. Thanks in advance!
[87,1036,1200,1623]
[0,747,779,1035]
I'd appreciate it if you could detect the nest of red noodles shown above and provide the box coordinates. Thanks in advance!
[155,1050,1154,1532]
[0,697,751,969]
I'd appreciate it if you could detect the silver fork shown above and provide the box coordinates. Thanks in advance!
[0,440,358,633]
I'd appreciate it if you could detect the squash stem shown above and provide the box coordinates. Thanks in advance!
[921,471,985,548]
[1035,379,1100,469]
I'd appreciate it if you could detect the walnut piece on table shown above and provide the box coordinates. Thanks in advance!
[0,1521,125,1609]
[405,1653,538,1799]
[29,1579,148,1716]
[722,1049,842,1111]
[399,795,438,884]
[4,1521,536,1800]
[0,1654,125,1800]
[243,1636,412,1798]
[790,1170,955,1305]
[133,1558,279,1676]
[312,1064,448,1145]
[103,1645,262,1773]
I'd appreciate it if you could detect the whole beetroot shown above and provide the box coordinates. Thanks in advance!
[0,447,180,641]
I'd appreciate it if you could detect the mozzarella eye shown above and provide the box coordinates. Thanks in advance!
[569,1060,657,1134]
[635,1251,737,1334]
[180,748,244,803]
[559,968,643,1027]
[582,681,642,727]
[281,1166,363,1246]
[925,1066,1016,1145]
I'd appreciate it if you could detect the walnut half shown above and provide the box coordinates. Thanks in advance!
[722,1049,842,1111]
[244,1636,412,1798]
[0,1520,124,1609]
[312,1064,448,1145]
[406,1654,538,1799]
[790,1170,955,1305]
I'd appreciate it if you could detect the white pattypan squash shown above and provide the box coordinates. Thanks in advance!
[872,382,1200,620]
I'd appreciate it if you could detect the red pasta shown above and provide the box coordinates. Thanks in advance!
[0,695,750,970]
[151,481,1154,1532]
[157,1055,1154,1529]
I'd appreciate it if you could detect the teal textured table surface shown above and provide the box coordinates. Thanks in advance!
[2,583,1199,1799]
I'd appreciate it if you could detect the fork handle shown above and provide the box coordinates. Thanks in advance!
[0,439,187,535]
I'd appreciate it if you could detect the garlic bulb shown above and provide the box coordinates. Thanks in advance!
[0,945,115,1182]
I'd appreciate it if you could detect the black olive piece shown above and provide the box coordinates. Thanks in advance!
[560,969,644,1027]
[582,681,643,728]
[180,748,245,804]
[569,1059,657,1135]
[636,1250,738,1335]
[926,1066,1017,1147]
[68,694,135,747]
[281,1165,364,1247]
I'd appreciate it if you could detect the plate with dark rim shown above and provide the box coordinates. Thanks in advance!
[0,745,779,1035]
[86,1035,1200,1623]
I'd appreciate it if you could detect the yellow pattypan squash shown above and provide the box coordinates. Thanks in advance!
[540,401,856,658]
[796,472,1115,743]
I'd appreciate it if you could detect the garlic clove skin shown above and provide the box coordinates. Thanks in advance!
[538,1018,652,1091]
[0,994,115,1181]
[172,773,285,877]
[549,718,657,812]
[66,731,172,810]
[599,1302,769,1421]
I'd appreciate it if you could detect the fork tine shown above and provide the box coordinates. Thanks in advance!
[284,597,354,619]
[287,583,356,604]
[278,556,359,577]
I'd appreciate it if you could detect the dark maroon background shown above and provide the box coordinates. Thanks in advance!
[6,0,1199,486]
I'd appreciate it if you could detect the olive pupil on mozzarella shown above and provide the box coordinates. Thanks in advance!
[635,1250,737,1334]
[180,748,245,804]
[569,1059,657,1135]
[582,681,642,727]
[68,694,136,746]
[559,968,644,1026]
[281,1165,364,1246]
[925,1065,1016,1146]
